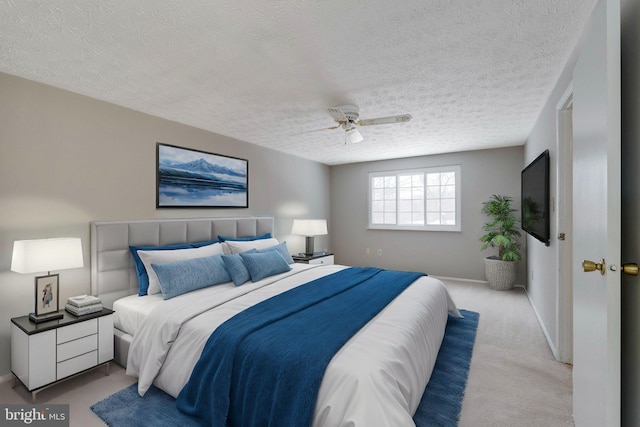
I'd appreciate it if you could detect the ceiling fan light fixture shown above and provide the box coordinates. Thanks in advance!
[345,127,363,144]
[303,105,411,144]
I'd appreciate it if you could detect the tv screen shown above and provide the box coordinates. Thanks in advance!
[521,150,550,246]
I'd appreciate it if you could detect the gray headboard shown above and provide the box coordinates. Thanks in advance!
[90,217,274,308]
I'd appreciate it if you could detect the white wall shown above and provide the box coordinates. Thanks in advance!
[524,4,594,358]
[0,72,331,377]
[330,146,524,281]
[525,91,566,356]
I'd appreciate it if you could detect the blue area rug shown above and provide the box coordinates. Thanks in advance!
[91,310,478,427]
[413,309,479,426]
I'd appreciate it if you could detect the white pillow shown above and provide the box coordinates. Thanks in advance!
[138,243,224,295]
[221,242,231,255]
[225,238,280,254]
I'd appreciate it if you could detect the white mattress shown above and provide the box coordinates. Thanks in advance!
[124,264,460,426]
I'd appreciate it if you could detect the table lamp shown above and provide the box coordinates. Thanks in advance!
[291,219,328,256]
[11,237,84,323]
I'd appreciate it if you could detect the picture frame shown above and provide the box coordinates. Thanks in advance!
[34,274,60,316]
[157,143,249,208]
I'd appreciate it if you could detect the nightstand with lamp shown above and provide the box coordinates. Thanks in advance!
[291,219,334,265]
[9,237,114,402]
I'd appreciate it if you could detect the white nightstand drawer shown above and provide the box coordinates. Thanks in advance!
[57,350,97,379]
[57,334,98,362]
[308,255,334,265]
[57,319,97,344]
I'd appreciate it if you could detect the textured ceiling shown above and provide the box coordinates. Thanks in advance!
[0,0,596,165]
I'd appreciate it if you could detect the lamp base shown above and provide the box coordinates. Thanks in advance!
[29,311,63,324]
[304,236,315,256]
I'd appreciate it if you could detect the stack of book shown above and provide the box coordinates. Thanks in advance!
[65,295,103,316]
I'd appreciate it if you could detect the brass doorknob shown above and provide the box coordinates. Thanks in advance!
[621,263,639,276]
[583,259,606,275]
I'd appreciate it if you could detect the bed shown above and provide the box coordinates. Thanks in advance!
[91,217,460,426]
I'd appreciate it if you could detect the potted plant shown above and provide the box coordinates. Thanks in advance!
[480,194,522,290]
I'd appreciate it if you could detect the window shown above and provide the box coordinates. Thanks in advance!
[369,165,461,231]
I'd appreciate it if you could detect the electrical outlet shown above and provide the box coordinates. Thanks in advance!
[377,249,382,256]
[365,248,370,255]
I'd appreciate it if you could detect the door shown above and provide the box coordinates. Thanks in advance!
[572,0,621,426]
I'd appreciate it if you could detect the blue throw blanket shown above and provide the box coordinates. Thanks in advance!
[176,267,424,427]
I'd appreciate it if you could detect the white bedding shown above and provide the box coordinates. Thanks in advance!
[113,293,164,336]
[125,263,460,427]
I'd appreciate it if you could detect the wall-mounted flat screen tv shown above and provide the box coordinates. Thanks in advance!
[521,149,550,246]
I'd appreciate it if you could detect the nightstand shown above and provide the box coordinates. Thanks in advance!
[292,252,334,265]
[11,308,114,402]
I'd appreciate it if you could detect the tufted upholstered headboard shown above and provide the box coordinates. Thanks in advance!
[90,217,274,308]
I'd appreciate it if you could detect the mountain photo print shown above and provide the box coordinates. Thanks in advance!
[157,143,248,208]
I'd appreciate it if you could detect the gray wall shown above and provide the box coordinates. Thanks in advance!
[330,146,524,281]
[0,72,330,377]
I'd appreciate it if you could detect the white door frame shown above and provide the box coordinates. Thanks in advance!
[556,84,574,364]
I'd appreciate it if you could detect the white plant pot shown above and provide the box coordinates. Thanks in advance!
[484,256,518,290]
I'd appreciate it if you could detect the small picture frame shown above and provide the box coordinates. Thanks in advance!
[35,274,60,316]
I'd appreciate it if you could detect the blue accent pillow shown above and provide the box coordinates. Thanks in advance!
[217,233,272,242]
[221,252,253,286]
[129,243,192,296]
[151,254,231,300]
[239,250,292,282]
[256,241,294,264]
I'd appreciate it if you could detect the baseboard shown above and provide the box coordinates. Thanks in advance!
[523,288,559,359]
[431,275,488,285]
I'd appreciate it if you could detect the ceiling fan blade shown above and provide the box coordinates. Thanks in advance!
[357,113,412,126]
[345,127,363,144]
[327,106,348,122]
[292,124,341,136]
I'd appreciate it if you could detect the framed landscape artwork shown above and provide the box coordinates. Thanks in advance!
[157,143,248,208]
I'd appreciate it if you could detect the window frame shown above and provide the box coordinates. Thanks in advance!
[368,165,462,232]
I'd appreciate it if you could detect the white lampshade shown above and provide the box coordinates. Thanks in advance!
[291,219,328,237]
[11,238,84,274]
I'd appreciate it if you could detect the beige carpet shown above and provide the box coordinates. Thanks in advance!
[0,279,573,427]
[443,279,573,427]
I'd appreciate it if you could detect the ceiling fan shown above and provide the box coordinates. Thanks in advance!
[300,105,412,144]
